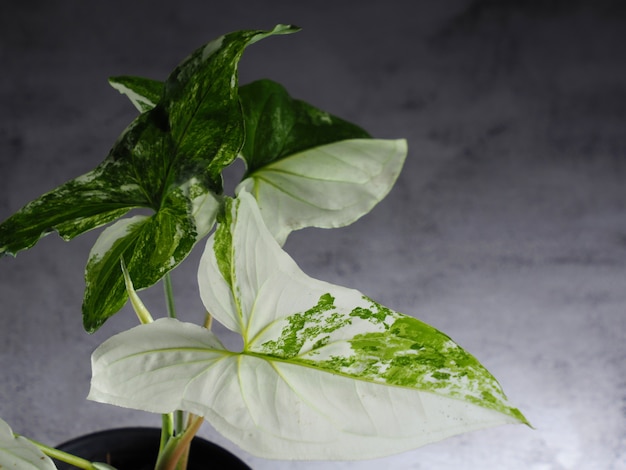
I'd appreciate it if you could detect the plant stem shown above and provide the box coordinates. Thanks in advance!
[155,416,204,470]
[163,272,177,319]
[160,413,174,452]
[162,272,185,436]
[175,413,199,470]
[23,436,102,470]
[203,311,213,330]
[174,410,185,436]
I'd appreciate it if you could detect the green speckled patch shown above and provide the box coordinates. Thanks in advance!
[288,302,522,420]
[260,293,353,358]
[213,197,236,289]
[349,296,395,328]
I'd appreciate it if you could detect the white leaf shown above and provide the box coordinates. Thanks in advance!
[89,318,522,460]
[90,191,527,460]
[198,192,353,338]
[0,418,58,469]
[237,138,407,245]
[89,318,228,414]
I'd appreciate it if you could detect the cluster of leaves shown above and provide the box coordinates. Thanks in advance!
[0,25,527,468]
[0,25,404,333]
[87,191,527,460]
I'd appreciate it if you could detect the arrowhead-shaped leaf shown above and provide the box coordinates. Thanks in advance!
[89,191,528,460]
[0,418,58,469]
[237,138,407,244]
[0,25,299,331]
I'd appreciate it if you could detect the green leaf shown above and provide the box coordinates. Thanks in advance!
[0,418,58,469]
[101,76,403,245]
[0,162,147,257]
[162,25,300,192]
[237,138,407,244]
[109,75,163,113]
[105,76,372,177]
[0,25,300,331]
[83,185,218,332]
[238,79,370,173]
[89,191,527,460]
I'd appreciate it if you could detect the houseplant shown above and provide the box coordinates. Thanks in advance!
[0,24,528,469]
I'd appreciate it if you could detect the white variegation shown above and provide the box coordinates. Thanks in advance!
[200,35,224,61]
[89,191,526,460]
[0,418,58,470]
[179,178,221,241]
[237,138,407,245]
[198,191,366,339]
[88,215,149,264]
[109,79,158,113]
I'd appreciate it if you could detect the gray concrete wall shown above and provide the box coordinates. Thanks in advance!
[1,1,625,468]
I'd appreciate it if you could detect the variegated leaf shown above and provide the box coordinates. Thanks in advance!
[103,76,404,246]
[0,25,299,331]
[237,138,407,244]
[90,191,527,460]
[237,79,371,173]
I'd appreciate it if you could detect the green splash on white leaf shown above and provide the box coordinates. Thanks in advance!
[89,191,528,460]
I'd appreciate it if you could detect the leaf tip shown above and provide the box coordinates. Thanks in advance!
[273,23,302,34]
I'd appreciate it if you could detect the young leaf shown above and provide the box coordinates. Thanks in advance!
[237,138,407,244]
[0,418,58,469]
[0,25,300,331]
[89,191,528,460]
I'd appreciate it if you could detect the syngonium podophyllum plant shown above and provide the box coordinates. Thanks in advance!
[0,25,528,470]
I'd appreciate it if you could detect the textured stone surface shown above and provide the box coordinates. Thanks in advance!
[1,1,625,468]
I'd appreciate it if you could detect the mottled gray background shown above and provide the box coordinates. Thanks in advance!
[1,1,625,469]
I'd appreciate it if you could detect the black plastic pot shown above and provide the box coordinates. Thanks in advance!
[54,427,251,470]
